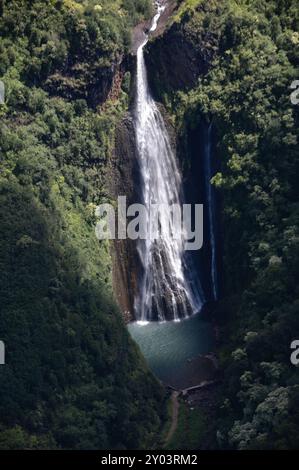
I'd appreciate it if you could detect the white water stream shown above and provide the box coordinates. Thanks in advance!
[134,2,204,322]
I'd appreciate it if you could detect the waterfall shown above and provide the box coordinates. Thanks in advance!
[134,1,204,323]
[204,123,218,301]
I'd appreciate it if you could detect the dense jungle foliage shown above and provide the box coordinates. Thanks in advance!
[0,0,167,450]
[1,0,299,452]
[165,0,299,449]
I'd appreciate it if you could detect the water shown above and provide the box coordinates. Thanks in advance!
[134,1,204,322]
[128,315,215,389]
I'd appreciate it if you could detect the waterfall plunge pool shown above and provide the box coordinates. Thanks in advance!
[128,313,215,390]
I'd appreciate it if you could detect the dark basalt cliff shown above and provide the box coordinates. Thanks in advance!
[109,115,141,322]
[144,12,219,99]
[45,62,118,107]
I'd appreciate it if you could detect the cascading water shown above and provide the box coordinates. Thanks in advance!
[134,1,204,323]
[204,123,219,301]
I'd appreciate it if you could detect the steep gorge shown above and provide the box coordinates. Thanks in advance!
[112,0,299,450]
[1,0,298,452]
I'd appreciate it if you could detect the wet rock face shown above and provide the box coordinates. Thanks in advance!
[109,115,141,322]
[144,18,218,99]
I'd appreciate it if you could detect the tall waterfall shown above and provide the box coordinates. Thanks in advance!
[134,1,204,323]
[204,124,219,301]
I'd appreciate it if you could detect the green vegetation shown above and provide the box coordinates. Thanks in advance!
[0,0,153,103]
[0,0,167,450]
[161,0,299,449]
[1,0,299,451]
[150,390,173,449]
[173,0,203,23]
[166,400,207,450]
